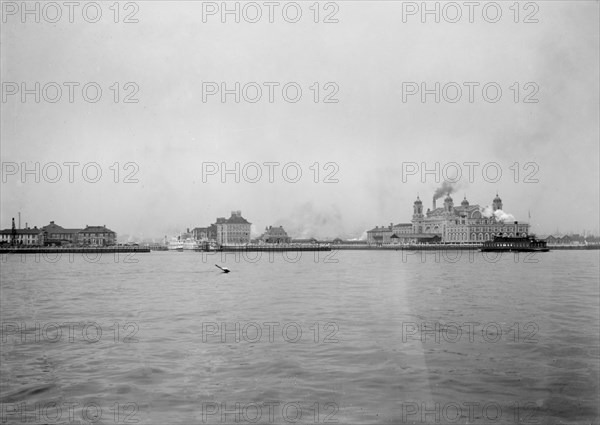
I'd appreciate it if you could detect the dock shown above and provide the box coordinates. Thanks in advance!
[218,244,331,252]
[0,246,151,254]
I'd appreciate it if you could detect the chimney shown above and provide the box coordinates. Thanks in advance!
[433,197,437,210]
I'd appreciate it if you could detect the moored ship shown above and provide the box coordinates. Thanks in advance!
[182,238,200,250]
[481,234,549,252]
[168,237,183,251]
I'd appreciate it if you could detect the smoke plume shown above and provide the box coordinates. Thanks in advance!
[273,202,345,239]
[481,206,516,222]
[433,181,458,200]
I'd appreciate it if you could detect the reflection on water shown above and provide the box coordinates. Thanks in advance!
[1,250,598,424]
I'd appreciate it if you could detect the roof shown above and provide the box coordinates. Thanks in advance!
[42,223,65,231]
[0,228,44,235]
[427,207,447,216]
[42,223,83,233]
[262,226,288,236]
[80,226,115,233]
[392,233,441,239]
[49,228,81,234]
[367,226,392,232]
[226,215,251,224]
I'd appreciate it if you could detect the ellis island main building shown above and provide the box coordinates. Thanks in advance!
[367,194,530,244]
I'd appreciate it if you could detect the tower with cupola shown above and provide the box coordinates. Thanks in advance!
[413,196,423,218]
[492,193,503,211]
[443,193,454,213]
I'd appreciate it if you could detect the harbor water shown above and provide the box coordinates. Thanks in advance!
[1,250,598,424]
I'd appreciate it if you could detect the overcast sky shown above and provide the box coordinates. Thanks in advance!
[1,1,598,240]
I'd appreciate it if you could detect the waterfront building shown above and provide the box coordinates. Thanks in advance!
[259,226,292,244]
[1,220,117,246]
[216,211,251,245]
[367,194,530,244]
[413,194,529,243]
[78,225,117,246]
[0,227,44,246]
[42,221,82,244]
[366,224,394,244]
[192,227,208,240]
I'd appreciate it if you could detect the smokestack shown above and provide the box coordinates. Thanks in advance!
[433,197,436,210]
[18,212,21,229]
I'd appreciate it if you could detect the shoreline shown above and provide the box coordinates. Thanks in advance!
[331,245,599,250]
[1,245,597,254]
[0,247,150,254]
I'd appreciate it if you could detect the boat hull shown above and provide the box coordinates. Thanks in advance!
[481,234,550,253]
[480,247,550,253]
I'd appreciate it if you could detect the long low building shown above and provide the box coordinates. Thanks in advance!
[0,220,117,246]
[0,227,45,246]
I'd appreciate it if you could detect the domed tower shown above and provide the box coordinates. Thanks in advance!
[492,193,503,211]
[413,196,423,218]
[412,196,424,234]
[461,196,469,208]
[444,193,454,213]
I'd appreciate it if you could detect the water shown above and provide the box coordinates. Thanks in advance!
[1,250,598,424]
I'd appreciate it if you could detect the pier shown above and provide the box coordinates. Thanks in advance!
[0,246,151,254]
[217,244,331,252]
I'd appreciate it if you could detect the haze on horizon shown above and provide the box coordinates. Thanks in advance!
[1,1,599,241]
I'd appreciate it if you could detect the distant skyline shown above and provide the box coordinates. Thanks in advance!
[2,2,599,240]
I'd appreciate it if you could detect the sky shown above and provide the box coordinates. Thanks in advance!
[1,1,599,241]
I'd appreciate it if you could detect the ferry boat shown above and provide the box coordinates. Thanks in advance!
[182,238,200,250]
[168,237,183,251]
[481,234,549,252]
[193,240,219,252]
